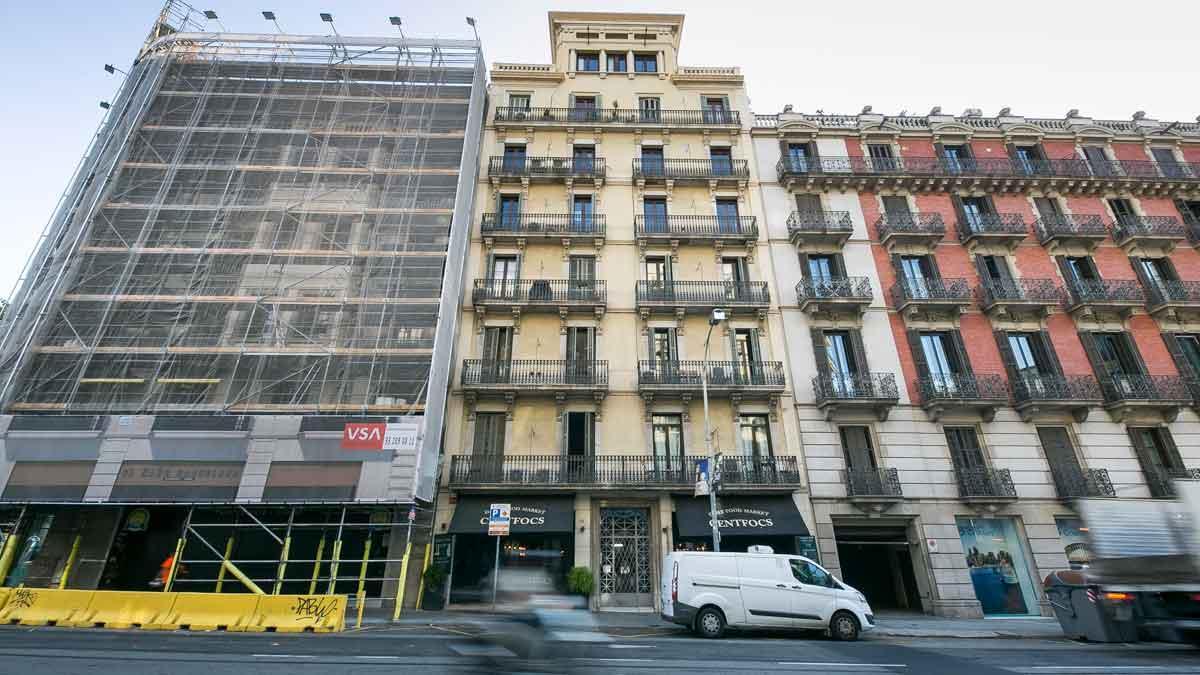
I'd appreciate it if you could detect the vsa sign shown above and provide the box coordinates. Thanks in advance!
[341,419,422,451]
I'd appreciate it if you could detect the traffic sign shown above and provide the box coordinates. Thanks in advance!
[488,503,510,536]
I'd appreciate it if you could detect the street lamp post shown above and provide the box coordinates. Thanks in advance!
[701,308,726,552]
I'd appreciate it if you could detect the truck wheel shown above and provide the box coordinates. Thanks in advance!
[695,607,725,639]
[830,611,860,641]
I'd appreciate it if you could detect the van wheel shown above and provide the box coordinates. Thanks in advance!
[694,607,725,639]
[829,611,860,641]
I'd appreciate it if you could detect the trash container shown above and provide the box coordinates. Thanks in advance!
[1043,571,1139,642]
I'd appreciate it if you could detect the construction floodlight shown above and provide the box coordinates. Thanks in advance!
[104,64,115,74]
[389,16,402,26]
[262,11,276,20]
[99,101,111,110]
[466,17,476,27]
[203,10,218,19]
[320,12,333,22]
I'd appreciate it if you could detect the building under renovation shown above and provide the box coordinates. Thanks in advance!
[0,1,484,605]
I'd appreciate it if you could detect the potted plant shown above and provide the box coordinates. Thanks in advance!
[421,565,448,610]
[566,566,594,601]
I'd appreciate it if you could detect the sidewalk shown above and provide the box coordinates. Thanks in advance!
[380,607,1065,639]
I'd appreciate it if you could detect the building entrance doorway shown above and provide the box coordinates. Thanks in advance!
[598,507,652,608]
[834,523,923,612]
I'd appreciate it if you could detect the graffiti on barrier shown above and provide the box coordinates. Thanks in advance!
[291,596,338,623]
[9,588,36,610]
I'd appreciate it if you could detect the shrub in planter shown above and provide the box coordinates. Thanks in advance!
[566,566,594,597]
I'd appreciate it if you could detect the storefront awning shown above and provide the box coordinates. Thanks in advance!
[448,496,575,535]
[675,495,810,538]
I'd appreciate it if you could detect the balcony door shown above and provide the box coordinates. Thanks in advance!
[945,427,987,475]
[1152,148,1184,177]
[569,255,596,300]
[825,330,860,396]
[473,412,506,457]
[721,257,748,302]
[641,146,664,175]
[502,144,526,172]
[977,255,1013,286]
[716,198,740,234]
[900,255,934,298]
[499,194,521,229]
[1092,332,1144,381]
[572,195,594,232]
[1013,145,1044,175]
[564,412,594,459]
[644,256,672,301]
[868,143,896,171]
[566,327,595,383]
[1037,427,1086,494]
[1006,332,1054,394]
[1129,427,1187,496]
[638,96,660,123]
[489,255,520,299]
[1083,146,1112,176]
[1034,196,1062,221]
[920,332,963,394]
[710,147,733,176]
[942,144,974,174]
[733,328,762,384]
[649,328,678,382]
[1134,257,1177,302]
[651,414,685,478]
[787,143,812,173]
[958,196,992,231]
[882,195,912,222]
[481,326,513,383]
[738,414,773,464]
[1108,197,1137,229]
[643,197,668,234]
[704,96,729,124]
[573,144,596,174]
[841,426,880,495]
[807,254,837,293]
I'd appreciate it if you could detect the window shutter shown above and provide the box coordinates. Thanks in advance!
[1120,333,1150,376]
[934,142,946,165]
[1158,428,1185,469]
[1128,256,1154,295]
[811,328,829,376]
[1161,332,1195,379]
[1037,331,1065,376]
[849,329,870,376]
[797,252,810,281]
[950,331,977,377]
[1055,256,1077,291]
[907,330,929,381]
[1076,332,1111,386]
[925,254,943,280]
[779,140,792,164]
[974,254,994,285]
[806,141,822,165]
[950,194,969,232]
[1126,427,1164,474]
[831,253,848,277]
[1004,143,1019,161]
[1175,198,1197,227]
[992,330,1020,382]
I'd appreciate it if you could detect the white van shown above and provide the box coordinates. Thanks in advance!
[661,549,875,640]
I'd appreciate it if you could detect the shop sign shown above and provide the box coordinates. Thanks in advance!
[341,419,423,451]
[116,462,242,486]
[124,508,150,532]
[488,503,510,536]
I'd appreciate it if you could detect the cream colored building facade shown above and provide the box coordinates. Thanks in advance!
[434,12,812,610]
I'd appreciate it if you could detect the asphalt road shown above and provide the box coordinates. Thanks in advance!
[0,624,1198,674]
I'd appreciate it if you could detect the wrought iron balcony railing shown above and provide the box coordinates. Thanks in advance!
[488,156,606,178]
[1098,374,1191,404]
[638,360,786,389]
[634,215,758,239]
[1112,215,1187,243]
[787,210,853,235]
[875,212,946,241]
[813,373,900,403]
[891,277,972,306]
[472,279,607,306]
[1144,467,1200,499]
[1034,214,1109,243]
[635,281,770,307]
[1145,280,1200,309]
[461,360,609,388]
[775,155,1200,183]
[1064,278,1145,307]
[493,106,741,127]
[846,467,903,498]
[796,277,873,303]
[956,467,1018,499]
[1011,373,1103,403]
[918,373,1008,403]
[481,212,606,236]
[1052,466,1116,499]
[448,454,800,488]
[633,158,750,181]
[978,278,1064,307]
[958,213,1027,241]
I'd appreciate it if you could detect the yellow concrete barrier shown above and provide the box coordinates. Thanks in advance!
[0,588,94,626]
[155,592,262,632]
[251,595,346,633]
[0,587,12,614]
[76,591,177,629]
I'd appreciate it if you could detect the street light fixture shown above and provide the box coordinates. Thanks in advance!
[466,16,479,41]
[701,307,726,552]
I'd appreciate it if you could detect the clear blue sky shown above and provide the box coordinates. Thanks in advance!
[1,0,1196,295]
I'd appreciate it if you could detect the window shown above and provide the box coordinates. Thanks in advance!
[795,193,822,214]
[644,255,671,283]
[1129,427,1187,497]
[498,194,520,228]
[607,52,627,72]
[638,97,660,122]
[640,146,664,175]
[573,145,595,173]
[481,326,512,363]
[945,427,986,471]
[959,196,992,230]
[977,255,1011,284]
[508,94,530,111]
[571,96,598,122]
[1108,198,1137,227]
[1151,148,1185,178]
[710,147,733,175]
[840,426,877,472]
[1062,256,1099,282]
[1082,146,1112,176]
[1178,200,1200,226]
[704,97,730,124]
[715,199,740,233]
[738,414,773,461]
[489,255,519,283]
[634,53,658,73]
[790,559,833,588]
[1033,196,1062,220]
[576,52,600,72]
[1176,334,1200,375]
[652,414,685,473]
[942,144,974,173]
[565,412,594,457]
[566,326,595,364]
[734,328,760,367]
[1091,332,1143,377]
[720,257,747,284]
[502,144,526,172]
[569,255,596,297]
[1038,427,1086,490]
[899,255,936,297]
[868,143,896,171]
[825,331,859,395]
[572,195,594,232]
[643,197,668,233]
[787,143,813,173]
[1013,145,1045,175]
[650,327,677,363]
[473,413,506,455]
[920,332,965,392]
[882,195,912,222]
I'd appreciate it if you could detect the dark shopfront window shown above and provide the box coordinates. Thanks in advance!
[448,533,574,604]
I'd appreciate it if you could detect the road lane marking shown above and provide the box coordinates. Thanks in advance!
[778,664,907,669]
[250,654,316,659]
[1027,668,1181,672]
[610,644,656,649]
[354,655,402,660]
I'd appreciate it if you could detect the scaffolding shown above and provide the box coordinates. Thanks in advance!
[0,1,483,416]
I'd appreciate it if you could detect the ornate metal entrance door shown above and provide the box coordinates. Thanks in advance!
[598,507,652,608]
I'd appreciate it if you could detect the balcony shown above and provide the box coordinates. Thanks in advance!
[787,210,854,249]
[447,454,800,492]
[891,277,972,318]
[958,213,1028,250]
[634,215,758,246]
[845,467,904,514]
[1144,467,1200,499]
[813,373,900,421]
[633,158,750,185]
[796,277,873,316]
[1112,215,1187,253]
[918,373,1008,422]
[1145,280,1200,319]
[1011,374,1103,422]
[487,156,606,184]
[471,279,606,317]
[1097,374,1191,422]
[1063,278,1145,317]
[977,278,1064,318]
[637,360,786,399]
[480,213,605,244]
[1052,467,1116,500]
[775,155,1200,196]
[635,281,770,317]
[956,467,1018,511]
[1034,214,1109,251]
[875,213,945,251]
[493,106,741,129]
[461,360,608,397]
